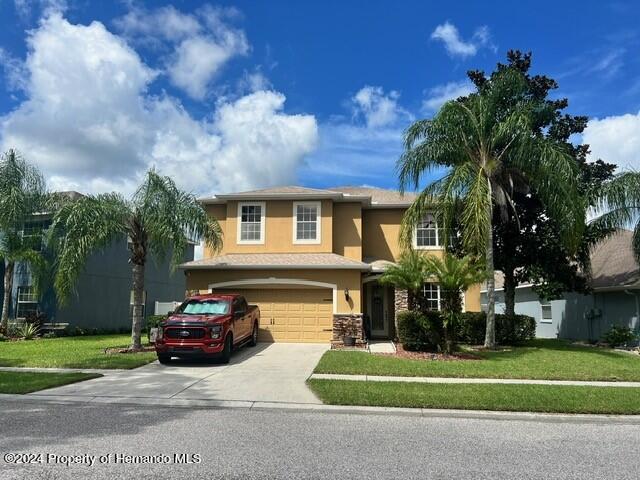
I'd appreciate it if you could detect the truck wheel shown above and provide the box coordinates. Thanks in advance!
[249,323,258,347]
[220,334,233,364]
[158,354,172,364]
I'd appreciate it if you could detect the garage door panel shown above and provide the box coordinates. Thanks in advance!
[215,288,333,343]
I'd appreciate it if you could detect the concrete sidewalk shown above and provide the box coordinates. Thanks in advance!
[309,373,640,387]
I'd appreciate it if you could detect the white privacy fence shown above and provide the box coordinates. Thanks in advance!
[154,301,182,316]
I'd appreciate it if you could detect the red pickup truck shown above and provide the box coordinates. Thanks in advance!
[154,293,260,364]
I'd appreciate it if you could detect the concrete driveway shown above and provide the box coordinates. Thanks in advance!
[32,343,329,404]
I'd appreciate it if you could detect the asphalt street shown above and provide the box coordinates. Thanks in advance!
[1,399,639,480]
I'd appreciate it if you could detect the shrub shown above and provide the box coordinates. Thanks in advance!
[457,312,536,345]
[146,315,166,342]
[602,325,637,347]
[16,322,40,340]
[397,310,442,351]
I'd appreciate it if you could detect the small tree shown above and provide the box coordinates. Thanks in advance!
[379,250,428,338]
[51,170,223,350]
[0,150,48,333]
[422,254,486,353]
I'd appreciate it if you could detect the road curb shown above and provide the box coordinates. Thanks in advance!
[309,373,640,387]
[2,393,640,424]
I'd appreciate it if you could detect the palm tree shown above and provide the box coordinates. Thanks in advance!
[397,68,583,348]
[0,150,47,333]
[50,170,223,350]
[592,171,640,261]
[422,254,486,354]
[379,249,428,338]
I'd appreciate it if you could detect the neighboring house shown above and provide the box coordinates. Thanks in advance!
[0,192,193,331]
[181,186,481,345]
[481,230,640,341]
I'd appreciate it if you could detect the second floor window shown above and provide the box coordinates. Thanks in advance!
[414,213,440,248]
[294,202,321,244]
[238,202,265,244]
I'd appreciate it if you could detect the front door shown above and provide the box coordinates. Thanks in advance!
[369,284,388,337]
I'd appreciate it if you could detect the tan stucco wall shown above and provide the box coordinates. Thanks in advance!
[332,202,362,261]
[214,200,333,254]
[185,268,362,313]
[362,208,404,262]
[464,283,482,312]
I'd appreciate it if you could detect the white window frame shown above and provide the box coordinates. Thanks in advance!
[292,201,321,245]
[422,282,441,311]
[16,286,38,319]
[237,202,266,245]
[540,300,553,323]
[413,213,441,250]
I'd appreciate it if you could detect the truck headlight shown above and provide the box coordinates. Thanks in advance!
[210,325,222,339]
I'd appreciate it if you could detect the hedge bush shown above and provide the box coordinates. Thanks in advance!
[602,325,637,347]
[457,312,536,345]
[397,310,442,351]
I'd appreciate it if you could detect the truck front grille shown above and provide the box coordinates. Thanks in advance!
[165,327,206,339]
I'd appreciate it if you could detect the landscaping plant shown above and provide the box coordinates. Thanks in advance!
[396,310,441,352]
[602,325,637,348]
[0,149,48,333]
[422,254,486,353]
[397,67,583,349]
[16,322,40,340]
[50,170,223,351]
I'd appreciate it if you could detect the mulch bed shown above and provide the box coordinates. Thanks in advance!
[375,343,482,361]
[103,346,156,355]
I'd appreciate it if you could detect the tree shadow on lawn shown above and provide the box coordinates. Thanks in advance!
[473,339,637,362]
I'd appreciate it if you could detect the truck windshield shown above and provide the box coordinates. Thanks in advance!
[178,300,230,315]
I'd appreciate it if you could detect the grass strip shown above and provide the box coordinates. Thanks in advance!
[0,371,102,394]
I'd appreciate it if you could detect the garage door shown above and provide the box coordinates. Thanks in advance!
[216,288,333,343]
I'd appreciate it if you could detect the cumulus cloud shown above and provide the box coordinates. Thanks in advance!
[115,5,248,100]
[431,21,493,58]
[351,86,411,128]
[422,80,475,112]
[583,111,640,170]
[0,13,318,196]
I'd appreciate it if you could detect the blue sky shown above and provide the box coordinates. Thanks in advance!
[0,0,639,196]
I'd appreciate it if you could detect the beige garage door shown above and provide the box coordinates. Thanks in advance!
[217,288,333,343]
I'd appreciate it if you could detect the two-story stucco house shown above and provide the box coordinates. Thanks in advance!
[180,186,481,345]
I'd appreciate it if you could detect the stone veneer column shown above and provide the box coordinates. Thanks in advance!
[393,288,409,340]
[331,313,366,348]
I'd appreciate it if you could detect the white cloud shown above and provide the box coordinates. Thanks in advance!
[115,5,249,100]
[0,13,318,197]
[14,0,66,19]
[352,85,411,128]
[583,111,640,170]
[422,80,475,112]
[430,21,493,58]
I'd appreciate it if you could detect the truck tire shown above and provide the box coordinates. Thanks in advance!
[220,334,233,364]
[248,323,258,347]
[158,354,172,364]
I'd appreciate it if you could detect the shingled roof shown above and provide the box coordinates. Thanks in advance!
[181,253,371,270]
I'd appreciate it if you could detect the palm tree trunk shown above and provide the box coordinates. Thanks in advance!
[130,262,145,351]
[503,269,516,317]
[1,260,14,333]
[484,215,497,349]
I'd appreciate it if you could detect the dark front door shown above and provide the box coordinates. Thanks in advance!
[370,284,387,337]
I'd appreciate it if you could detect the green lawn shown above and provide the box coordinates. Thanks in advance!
[308,379,640,414]
[315,340,640,381]
[0,335,157,369]
[0,371,102,394]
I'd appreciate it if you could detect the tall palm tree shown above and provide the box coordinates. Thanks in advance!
[0,150,48,332]
[422,254,486,354]
[592,171,640,261]
[51,170,223,350]
[397,69,583,348]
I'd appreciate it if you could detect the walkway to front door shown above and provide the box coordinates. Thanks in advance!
[29,343,329,404]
